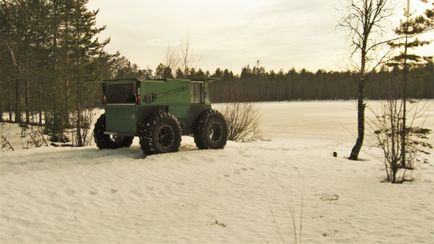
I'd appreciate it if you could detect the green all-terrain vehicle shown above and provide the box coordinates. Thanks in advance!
[93,78,228,155]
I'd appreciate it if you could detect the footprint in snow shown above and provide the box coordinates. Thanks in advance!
[205,157,217,163]
[16,161,27,166]
[319,193,339,201]
[241,153,253,158]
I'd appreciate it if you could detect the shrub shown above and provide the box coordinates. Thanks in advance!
[371,100,432,183]
[218,103,261,142]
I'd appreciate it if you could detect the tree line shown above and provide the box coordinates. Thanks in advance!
[208,63,434,102]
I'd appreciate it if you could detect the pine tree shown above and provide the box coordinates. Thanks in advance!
[69,0,108,146]
[387,0,433,170]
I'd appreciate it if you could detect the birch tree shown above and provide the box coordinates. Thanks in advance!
[340,0,393,160]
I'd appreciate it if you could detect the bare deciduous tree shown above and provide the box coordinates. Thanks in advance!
[164,46,180,73]
[340,0,393,160]
[179,37,195,76]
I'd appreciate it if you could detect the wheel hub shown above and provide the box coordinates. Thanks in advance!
[111,134,124,143]
[208,122,223,142]
[158,125,175,148]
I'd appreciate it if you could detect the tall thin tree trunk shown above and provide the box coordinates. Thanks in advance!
[51,0,62,137]
[43,111,48,127]
[76,79,82,146]
[350,76,366,160]
[39,86,43,126]
[14,75,21,123]
[64,5,70,127]
[25,79,29,124]
[0,101,3,122]
[401,29,409,168]
[9,90,13,122]
[6,45,21,123]
[349,47,367,160]
[76,52,83,146]
[75,15,83,147]
[400,0,411,169]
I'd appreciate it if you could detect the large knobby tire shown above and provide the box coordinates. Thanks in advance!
[93,114,134,149]
[194,109,228,150]
[139,111,182,155]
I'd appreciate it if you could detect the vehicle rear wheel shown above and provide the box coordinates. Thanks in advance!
[93,114,134,149]
[139,111,182,155]
[194,109,228,150]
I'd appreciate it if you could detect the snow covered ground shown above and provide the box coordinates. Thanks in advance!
[1,101,434,244]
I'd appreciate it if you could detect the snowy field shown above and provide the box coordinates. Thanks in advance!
[1,101,434,244]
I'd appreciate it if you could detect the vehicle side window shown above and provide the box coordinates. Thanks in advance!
[191,83,204,104]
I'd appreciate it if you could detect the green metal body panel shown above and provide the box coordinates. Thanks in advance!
[102,79,211,136]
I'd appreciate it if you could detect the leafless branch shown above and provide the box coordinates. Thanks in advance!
[164,46,180,72]
[179,37,195,75]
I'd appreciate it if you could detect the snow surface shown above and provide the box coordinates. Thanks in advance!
[1,101,434,244]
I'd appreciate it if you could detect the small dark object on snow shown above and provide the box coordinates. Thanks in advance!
[214,219,227,228]
[333,152,338,157]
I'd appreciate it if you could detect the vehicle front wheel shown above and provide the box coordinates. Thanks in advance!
[194,109,228,150]
[138,111,182,155]
[93,114,134,149]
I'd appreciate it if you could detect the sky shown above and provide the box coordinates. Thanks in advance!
[86,0,433,73]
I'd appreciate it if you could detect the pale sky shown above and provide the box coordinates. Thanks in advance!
[87,0,433,73]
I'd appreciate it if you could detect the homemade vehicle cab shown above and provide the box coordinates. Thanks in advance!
[93,78,228,155]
